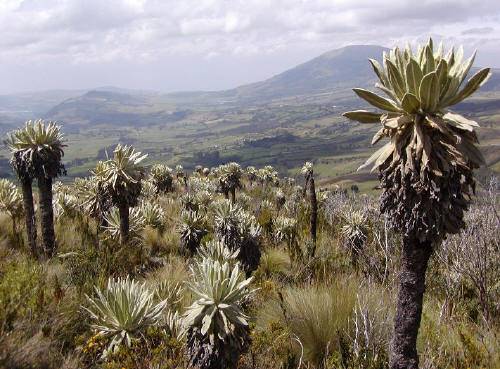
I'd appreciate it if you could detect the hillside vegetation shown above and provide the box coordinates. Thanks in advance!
[0,40,499,369]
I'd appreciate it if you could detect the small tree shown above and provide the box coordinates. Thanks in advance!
[343,39,490,369]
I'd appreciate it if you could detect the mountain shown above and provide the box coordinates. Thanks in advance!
[228,45,388,102]
[43,45,500,123]
[43,45,389,122]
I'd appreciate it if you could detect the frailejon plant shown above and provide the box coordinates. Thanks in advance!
[5,120,66,257]
[140,201,165,231]
[178,210,208,255]
[197,239,240,265]
[216,162,243,204]
[101,144,147,244]
[184,257,255,369]
[274,216,300,260]
[213,199,241,249]
[103,207,145,241]
[343,38,490,369]
[237,209,262,276]
[149,163,174,194]
[75,176,112,229]
[340,208,369,264]
[213,200,262,275]
[0,179,23,234]
[302,161,318,257]
[83,276,167,358]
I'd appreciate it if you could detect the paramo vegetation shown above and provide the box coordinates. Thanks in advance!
[0,40,498,369]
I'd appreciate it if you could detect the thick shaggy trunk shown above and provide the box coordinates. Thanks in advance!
[21,177,37,257]
[118,203,129,244]
[38,176,56,257]
[230,187,236,204]
[390,236,433,369]
[308,177,317,256]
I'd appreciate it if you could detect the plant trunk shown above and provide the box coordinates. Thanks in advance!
[118,203,129,244]
[21,177,37,258]
[230,187,236,204]
[390,236,433,369]
[38,176,56,257]
[308,176,317,257]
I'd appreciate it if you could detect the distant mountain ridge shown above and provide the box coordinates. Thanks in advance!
[227,45,388,101]
[1,44,499,127]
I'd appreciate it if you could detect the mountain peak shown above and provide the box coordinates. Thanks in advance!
[231,44,388,101]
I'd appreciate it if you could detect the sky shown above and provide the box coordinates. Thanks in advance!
[0,0,499,94]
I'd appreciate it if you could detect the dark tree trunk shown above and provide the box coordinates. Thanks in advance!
[308,176,317,257]
[21,177,37,257]
[390,236,433,369]
[38,176,56,257]
[118,203,129,244]
[230,187,236,204]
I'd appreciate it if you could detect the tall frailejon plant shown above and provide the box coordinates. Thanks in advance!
[5,120,66,257]
[343,39,490,369]
[302,162,318,257]
[101,144,147,244]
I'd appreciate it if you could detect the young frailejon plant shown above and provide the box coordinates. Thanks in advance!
[341,208,369,264]
[274,216,300,260]
[216,162,243,203]
[83,276,167,358]
[103,207,145,241]
[237,209,262,276]
[343,39,490,369]
[197,239,240,265]
[212,200,262,275]
[149,163,174,194]
[178,210,208,255]
[140,201,165,231]
[184,257,255,369]
[75,175,112,229]
[213,199,241,249]
[0,179,24,234]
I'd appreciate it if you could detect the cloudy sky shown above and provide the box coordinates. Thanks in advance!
[0,0,499,94]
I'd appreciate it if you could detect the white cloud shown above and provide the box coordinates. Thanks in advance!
[0,0,499,92]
